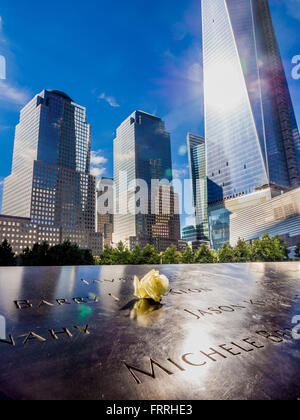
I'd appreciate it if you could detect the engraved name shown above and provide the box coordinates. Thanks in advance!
[14,297,99,310]
[184,294,300,319]
[0,324,90,347]
[124,327,296,385]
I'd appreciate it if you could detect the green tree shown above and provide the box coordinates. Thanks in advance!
[130,244,144,265]
[113,242,132,265]
[48,240,94,266]
[181,246,195,264]
[140,244,161,265]
[217,243,235,263]
[99,245,115,265]
[162,244,182,264]
[0,239,16,266]
[194,243,215,264]
[295,243,300,259]
[20,240,94,266]
[81,249,95,266]
[20,242,51,266]
[233,238,251,262]
[250,233,288,262]
[272,235,290,261]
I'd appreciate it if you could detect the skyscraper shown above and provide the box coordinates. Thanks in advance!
[187,133,209,241]
[97,177,114,247]
[2,90,101,254]
[113,110,180,251]
[202,0,300,248]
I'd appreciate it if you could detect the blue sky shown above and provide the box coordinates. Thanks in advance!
[0,0,300,226]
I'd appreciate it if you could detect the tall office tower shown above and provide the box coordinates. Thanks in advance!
[2,90,101,254]
[113,111,181,251]
[202,0,300,248]
[97,177,114,247]
[187,133,209,241]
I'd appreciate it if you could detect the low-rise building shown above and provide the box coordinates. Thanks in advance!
[0,214,102,256]
[230,188,300,252]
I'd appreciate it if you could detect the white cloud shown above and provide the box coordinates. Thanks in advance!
[178,145,187,156]
[90,149,107,179]
[0,81,30,105]
[91,150,108,166]
[91,167,106,177]
[0,17,31,106]
[98,92,120,108]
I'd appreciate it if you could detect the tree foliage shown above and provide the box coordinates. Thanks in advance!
[233,238,251,262]
[130,244,144,265]
[181,246,195,264]
[19,240,94,266]
[296,243,300,259]
[217,243,235,263]
[0,233,292,266]
[0,239,16,266]
[194,243,215,264]
[139,244,160,265]
[161,244,181,265]
[250,233,289,262]
[113,242,132,265]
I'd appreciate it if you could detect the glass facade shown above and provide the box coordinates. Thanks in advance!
[230,188,300,250]
[187,133,209,240]
[2,90,101,254]
[97,177,114,247]
[202,0,300,248]
[113,111,180,249]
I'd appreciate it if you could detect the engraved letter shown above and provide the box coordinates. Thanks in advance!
[23,332,47,345]
[124,358,174,385]
[14,300,33,310]
[49,328,73,340]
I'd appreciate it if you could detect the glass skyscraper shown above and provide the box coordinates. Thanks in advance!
[97,177,114,247]
[202,0,300,248]
[113,111,180,251]
[2,90,101,254]
[187,133,209,241]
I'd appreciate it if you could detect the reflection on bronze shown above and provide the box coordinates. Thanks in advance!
[170,287,212,295]
[182,353,206,367]
[125,330,300,385]
[0,263,299,399]
[130,299,162,327]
